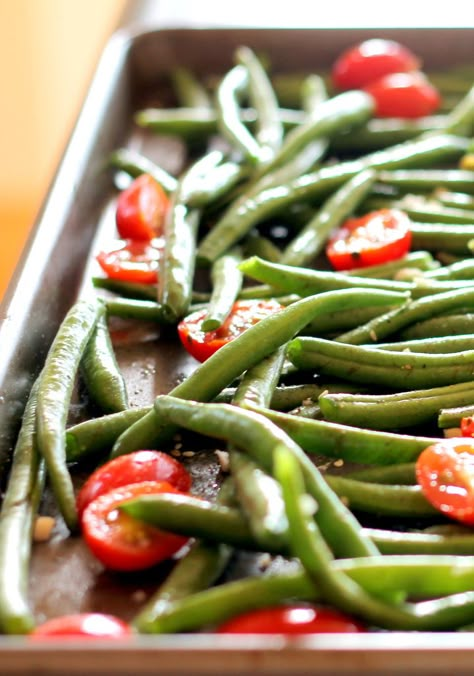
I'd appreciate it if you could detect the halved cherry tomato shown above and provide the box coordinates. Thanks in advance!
[461,416,474,438]
[116,174,169,241]
[363,72,441,118]
[177,299,284,363]
[96,237,164,284]
[81,481,189,571]
[326,208,412,271]
[416,439,474,525]
[332,38,420,91]
[30,613,132,639]
[76,450,192,518]
[217,605,366,634]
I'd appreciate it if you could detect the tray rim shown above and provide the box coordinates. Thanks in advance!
[2,23,474,670]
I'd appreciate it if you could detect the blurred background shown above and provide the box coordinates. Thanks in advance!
[0,0,126,299]
[0,0,472,301]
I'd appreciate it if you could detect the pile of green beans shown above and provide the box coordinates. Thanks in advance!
[4,45,474,638]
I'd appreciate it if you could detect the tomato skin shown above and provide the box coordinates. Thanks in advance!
[326,208,412,271]
[116,174,169,241]
[30,613,132,639]
[76,451,192,518]
[363,72,441,118]
[177,299,284,362]
[461,416,474,438]
[416,439,474,526]
[332,39,420,90]
[217,605,366,634]
[96,238,164,284]
[81,481,189,571]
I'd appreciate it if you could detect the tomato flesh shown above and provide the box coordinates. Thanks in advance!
[76,450,192,518]
[332,39,420,90]
[363,72,440,118]
[416,439,474,525]
[30,613,131,639]
[326,208,412,271]
[81,481,189,571]
[177,299,284,362]
[461,416,474,438]
[217,605,366,634]
[116,173,169,241]
[96,238,164,284]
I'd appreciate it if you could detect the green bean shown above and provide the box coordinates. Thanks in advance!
[423,258,474,280]
[135,106,304,139]
[319,381,474,430]
[66,406,151,463]
[169,66,212,109]
[287,335,474,389]
[105,298,174,323]
[436,190,474,211]
[438,403,474,429]
[362,195,474,225]
[336,288,474,345]
[399,314,474,340]
[367,528,474,556]
[256,406,436,465]
[133,540,232,633]
[439,83,474,136]
[329,116,446,152]
[345,463,416,485]
[279,169,376,267]
[304,304,399,336]
[107,148,178,193]
[236,46,283,155]
[373,334,474,353]
[256,90,374,177]
[81,313,128,413]
[158,155,206,322]
[243,232,281,263]
[201,247,243,331]
[197,134,469,264]
[216,64,270,165]
[216,382,365,409]
[410,221,474,255]
[184,161,248,209]
[324,475,436,517]
[151,395,378,557]
[0,380,45,634]
[36,300,103,532]
[378,168,474,194]
[92,277,157,301]
[111,289,407,457]
[345,251,439,279]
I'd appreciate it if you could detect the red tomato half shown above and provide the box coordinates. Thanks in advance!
[363,72,441,118]
[326,208,412,271]
[81,481,189,571]
[177,299,284,362]
[30,613,131,639]
[416,439,474,525]
[96,238,164,284]
[76,450,192,518]
[217,605,366,634]
[332,39,420,90]
[116,174,169,240]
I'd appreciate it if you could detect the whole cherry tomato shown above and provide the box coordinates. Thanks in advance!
[326,208,412,271]
[363,72,441,118]
[81,481,189,571]
[177,299,284,363]
[116,173,169,240]
[217,605,366,634]
[96,238,164,284]
[30,613,132,639]
[76,450,192,518]
[332,38,420,90]
[416,439,474,526]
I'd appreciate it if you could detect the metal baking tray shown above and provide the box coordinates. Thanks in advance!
[1,25,474,675]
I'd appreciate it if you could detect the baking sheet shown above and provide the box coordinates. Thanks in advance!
[1,25,474,674]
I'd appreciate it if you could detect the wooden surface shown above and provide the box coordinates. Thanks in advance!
[0,0,126,301]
